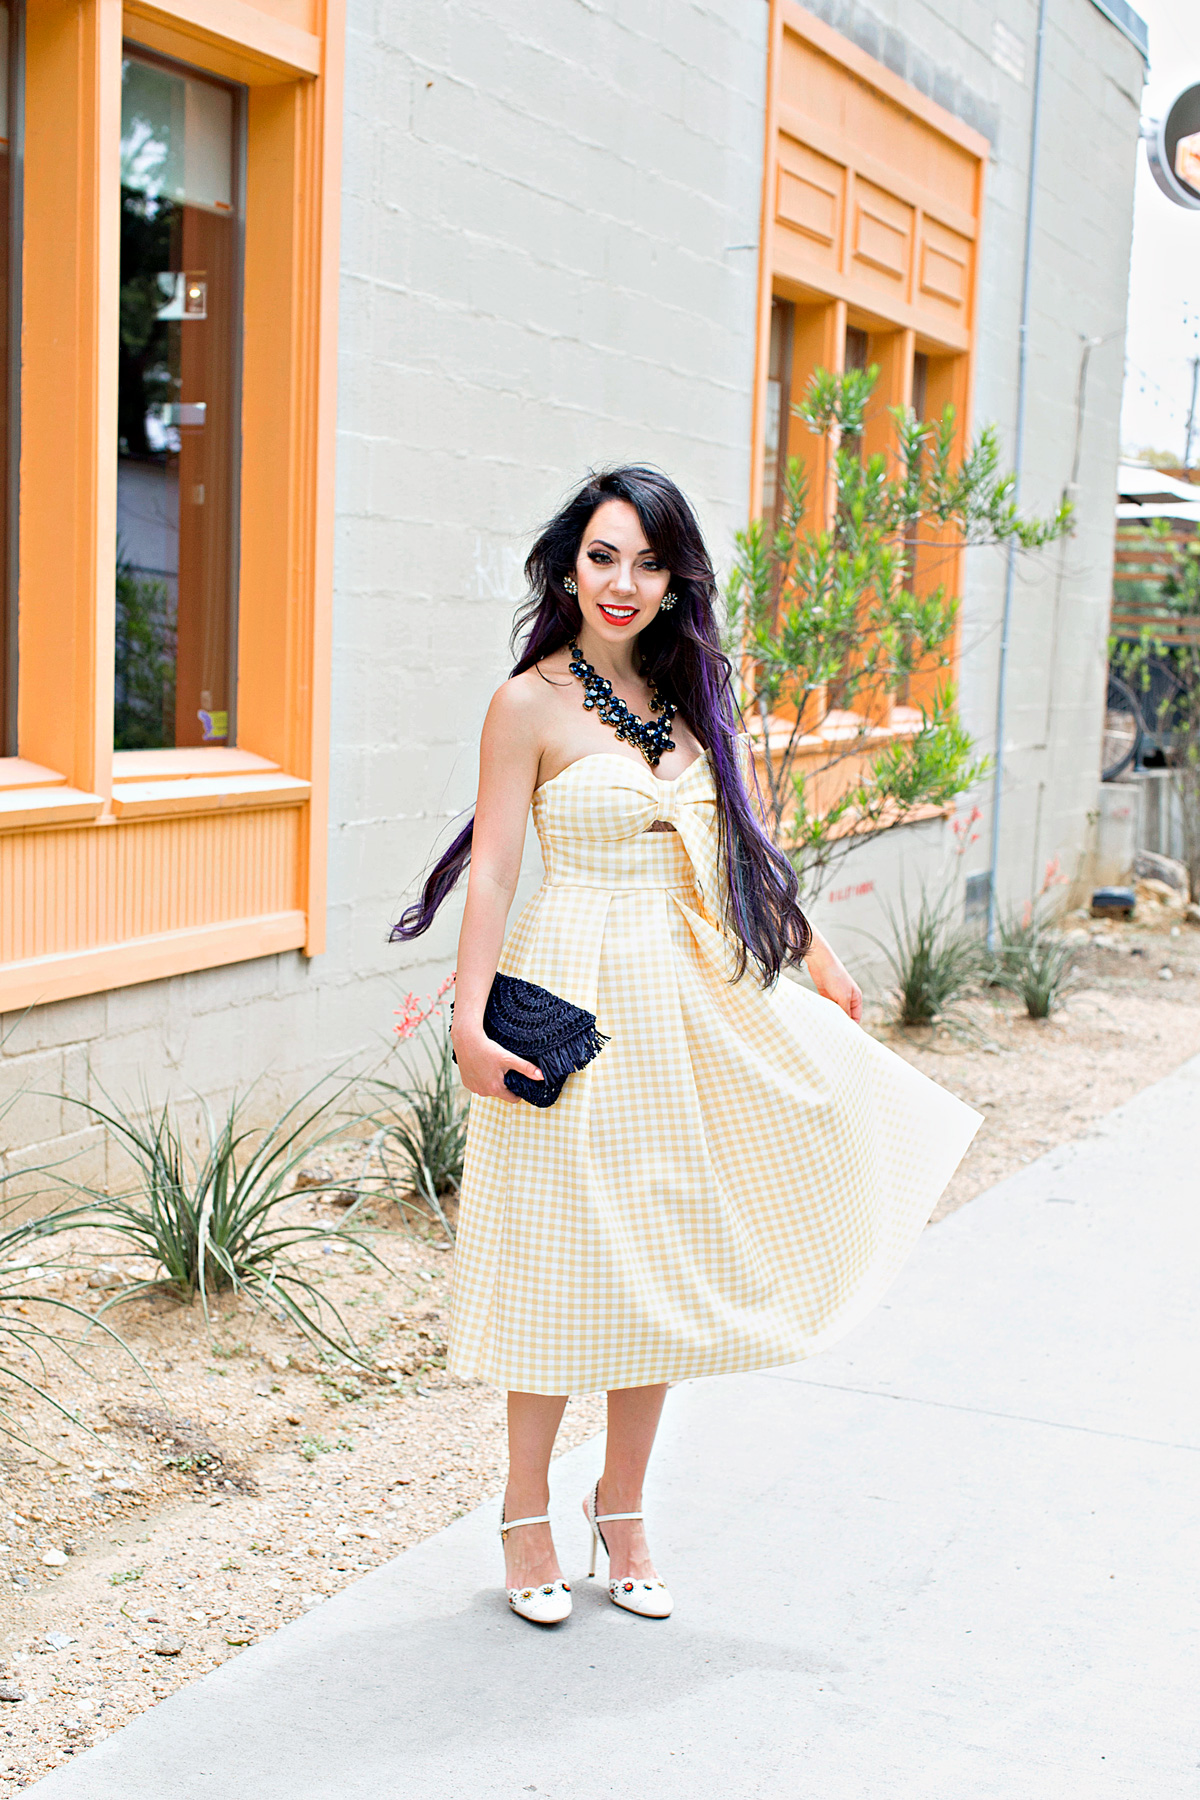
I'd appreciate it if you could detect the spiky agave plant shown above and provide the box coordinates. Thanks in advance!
[64,1075,384,1361]
[876,883,986,1027]
[0,1155,138,1449]
[367,1023,468,1243]
[988,919,1082,1019]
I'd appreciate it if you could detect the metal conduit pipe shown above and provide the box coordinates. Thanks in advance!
[985,0,1050,949]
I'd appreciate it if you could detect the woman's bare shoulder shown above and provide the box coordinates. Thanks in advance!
[483,657,571,745]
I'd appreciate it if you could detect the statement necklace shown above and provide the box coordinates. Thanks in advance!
[568,642,677,770]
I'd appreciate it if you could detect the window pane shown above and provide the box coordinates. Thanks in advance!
[116,50,241,751]
[763,298,793,521]
[911,351,929,421]
[0,4,18,756]
[843,325,869,372]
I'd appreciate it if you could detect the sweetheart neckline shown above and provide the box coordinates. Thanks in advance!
[535,748,710,796]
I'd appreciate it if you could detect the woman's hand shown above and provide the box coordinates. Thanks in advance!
[451,1023,544,1102]
[805,929,863,1023]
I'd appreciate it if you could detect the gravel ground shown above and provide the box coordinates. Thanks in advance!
[1,906,1197,1791]
[0,1211,605,1793]
[878,909,1200,1222]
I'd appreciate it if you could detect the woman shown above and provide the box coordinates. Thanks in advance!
[394,466,980,1627]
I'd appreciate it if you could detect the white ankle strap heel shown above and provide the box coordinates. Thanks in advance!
[582,1481,673,1618]
[499,1509,572,1625]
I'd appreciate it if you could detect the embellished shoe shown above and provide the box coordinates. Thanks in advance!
[582,1481,673,1619]
[499,1510,572,1625]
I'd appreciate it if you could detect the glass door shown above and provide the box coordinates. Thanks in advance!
[116,49,243,750]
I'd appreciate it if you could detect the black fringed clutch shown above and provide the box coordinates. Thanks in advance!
[480,973,609,1107]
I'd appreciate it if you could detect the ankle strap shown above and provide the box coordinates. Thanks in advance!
[595,1510,643,1523]
[499,1512,549,1538]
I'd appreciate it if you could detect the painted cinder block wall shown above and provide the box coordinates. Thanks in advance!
[0,0,770,1177]
[0,0,1144,1175]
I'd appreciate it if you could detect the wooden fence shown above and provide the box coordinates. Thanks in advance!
[1111,524,1200,646]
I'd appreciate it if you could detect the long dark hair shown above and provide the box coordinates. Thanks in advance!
[391,466,810,983]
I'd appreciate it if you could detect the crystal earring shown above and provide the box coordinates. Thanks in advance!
[563,574,578,596]
[659,591,678,613]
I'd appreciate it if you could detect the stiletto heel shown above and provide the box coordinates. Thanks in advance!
[499,1509,572,1625]
[582,1480,673,1618]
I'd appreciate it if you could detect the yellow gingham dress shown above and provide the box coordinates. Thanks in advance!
[449,751,980,1394]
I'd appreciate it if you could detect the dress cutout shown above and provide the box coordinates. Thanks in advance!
[449,751,981,1394]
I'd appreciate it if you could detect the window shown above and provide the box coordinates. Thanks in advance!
[763,297,794,521]
[841,324,869,463]
[0,0,338,1014]
[843,325,869,373]
[911,350,929,422]
[0,1,20,757]
[117,49,243,751]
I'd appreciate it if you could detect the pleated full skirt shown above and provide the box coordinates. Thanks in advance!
[448,844,980,1394]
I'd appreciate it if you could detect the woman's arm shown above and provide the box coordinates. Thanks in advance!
[805,925,863,1023]
[451,682,547,1101]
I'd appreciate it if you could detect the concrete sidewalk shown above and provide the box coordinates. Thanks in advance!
[34,1056,1200,1799]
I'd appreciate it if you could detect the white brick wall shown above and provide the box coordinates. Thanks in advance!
[1,0,768,1172]
[0,0,1145,1168]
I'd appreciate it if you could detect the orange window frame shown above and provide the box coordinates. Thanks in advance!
[0,0,342,1013]
[748,0,986,774]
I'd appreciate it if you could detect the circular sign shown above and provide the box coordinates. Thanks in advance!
[1146,84,1200,209]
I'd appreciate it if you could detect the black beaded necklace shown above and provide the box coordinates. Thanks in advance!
[567,642,677,770]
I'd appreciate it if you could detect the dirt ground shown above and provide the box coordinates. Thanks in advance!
[880,909,1200,1222]
[0,909,1197,1792]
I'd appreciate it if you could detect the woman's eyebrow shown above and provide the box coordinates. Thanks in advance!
[587,537,654,555]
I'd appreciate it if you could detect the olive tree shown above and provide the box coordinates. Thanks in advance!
[725,366,1070,901]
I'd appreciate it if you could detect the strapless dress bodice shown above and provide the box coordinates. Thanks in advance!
[531,750,721,903]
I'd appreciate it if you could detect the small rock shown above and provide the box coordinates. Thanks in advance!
[110,1480,143,1495]
[1159,966,1174,981]
[285,1412,303,1426]
[153,1635,184,1657]
[43,1632,72,1650]
[417,1271,434,1283]
[225,1630,254,1646]
[1135,878,1186,922]
[293,1162,334,1190]
[40,1550,68,1568]
[87,1265,127,1290]
[0,1681,26,1702]
[1133,849,1189,895]
[266,1351,290,1374]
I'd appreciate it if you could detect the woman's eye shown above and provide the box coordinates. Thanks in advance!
[587,550,612,565]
